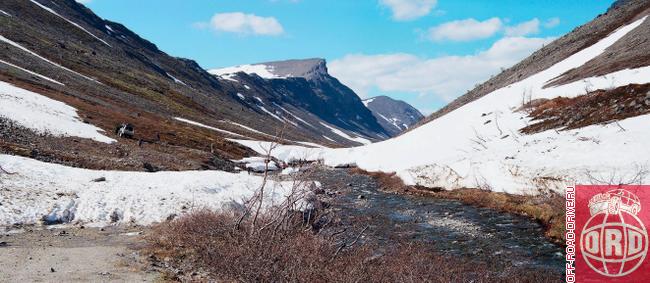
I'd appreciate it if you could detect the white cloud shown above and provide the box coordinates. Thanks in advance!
[380,0,438,21]
[505,18,540,37]
[428,18,503,42]
[544,17,561,28]
[329,36,554,101]
[199,12,284,36]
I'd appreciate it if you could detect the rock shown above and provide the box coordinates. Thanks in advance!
[357,195,365,200]
[92,177,106,182]
[50,267,56,273]
[143,162,160,172]
[0,241,7,247]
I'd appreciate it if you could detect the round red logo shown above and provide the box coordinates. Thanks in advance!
[580,189,649,277]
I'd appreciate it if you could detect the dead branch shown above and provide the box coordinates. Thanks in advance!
[331,225,369,260]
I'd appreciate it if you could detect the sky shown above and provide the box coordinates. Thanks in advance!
[81,0,614,114]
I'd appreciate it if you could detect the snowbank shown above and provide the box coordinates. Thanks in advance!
[0,155,295,227]
[0,81,115,143]
[231,16,650,195]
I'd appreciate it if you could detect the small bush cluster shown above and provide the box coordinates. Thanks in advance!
[146,210,560,282]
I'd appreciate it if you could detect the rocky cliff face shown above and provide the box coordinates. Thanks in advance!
[363,96,423,136]
[209,59,391,143]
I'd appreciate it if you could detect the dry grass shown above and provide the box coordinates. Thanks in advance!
[411,188,566,243]
[145,210,559,283]
[349,167,408,192]
[520,83,650,134]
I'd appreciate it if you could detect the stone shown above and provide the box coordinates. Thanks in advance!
[92,177,106,182]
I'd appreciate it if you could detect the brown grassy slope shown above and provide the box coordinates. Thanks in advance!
[520,83,650,134]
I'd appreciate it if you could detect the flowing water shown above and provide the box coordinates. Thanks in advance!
[313,168,564,273]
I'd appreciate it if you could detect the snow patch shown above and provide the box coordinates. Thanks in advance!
[174,117,247,138]
[0,81,115,143]
[29,0,111,47]
[209,64,286,79]
[0,9,11,17]
[0,59,64,86]
[259,106,284,122]
[0,35,99,83]
[0,155,295,227]
[319,122,372,145]
[166,73,187,86]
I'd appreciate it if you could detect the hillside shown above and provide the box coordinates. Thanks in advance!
[246,1,650,194]
[362,96,424,136]
[0,0,392,172]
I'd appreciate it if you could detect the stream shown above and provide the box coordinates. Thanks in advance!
[312,168,564,274]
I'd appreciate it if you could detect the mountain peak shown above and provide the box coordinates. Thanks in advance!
[259,58,327,80]
[208,58,328,80]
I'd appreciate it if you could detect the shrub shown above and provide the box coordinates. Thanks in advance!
[146,210,560,282]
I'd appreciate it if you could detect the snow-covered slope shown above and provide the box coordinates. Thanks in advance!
[237,16,650,194]
[0,81,114,143]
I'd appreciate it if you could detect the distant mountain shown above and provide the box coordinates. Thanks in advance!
[0,0,388,172]
[362,96,423,136]
[209,58,391,144]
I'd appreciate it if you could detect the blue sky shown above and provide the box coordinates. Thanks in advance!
[82,0,614,114]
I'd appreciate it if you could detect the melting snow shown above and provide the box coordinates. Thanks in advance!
[0,35,99,83]
[174,117,247,138]
[0,155,294,227]
[0,59,64,86]
[29,0,111,47]
[0,81,115,143]
[258,106,284,122]
[319,122,372,145]
[0,9,11,17]
[237,93,246,100]
[166,73,187,86]
[222,120,273,137]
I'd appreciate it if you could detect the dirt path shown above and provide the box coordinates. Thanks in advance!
[0,226,158,282]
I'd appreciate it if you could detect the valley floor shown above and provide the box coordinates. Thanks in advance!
[0,226,158,282]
